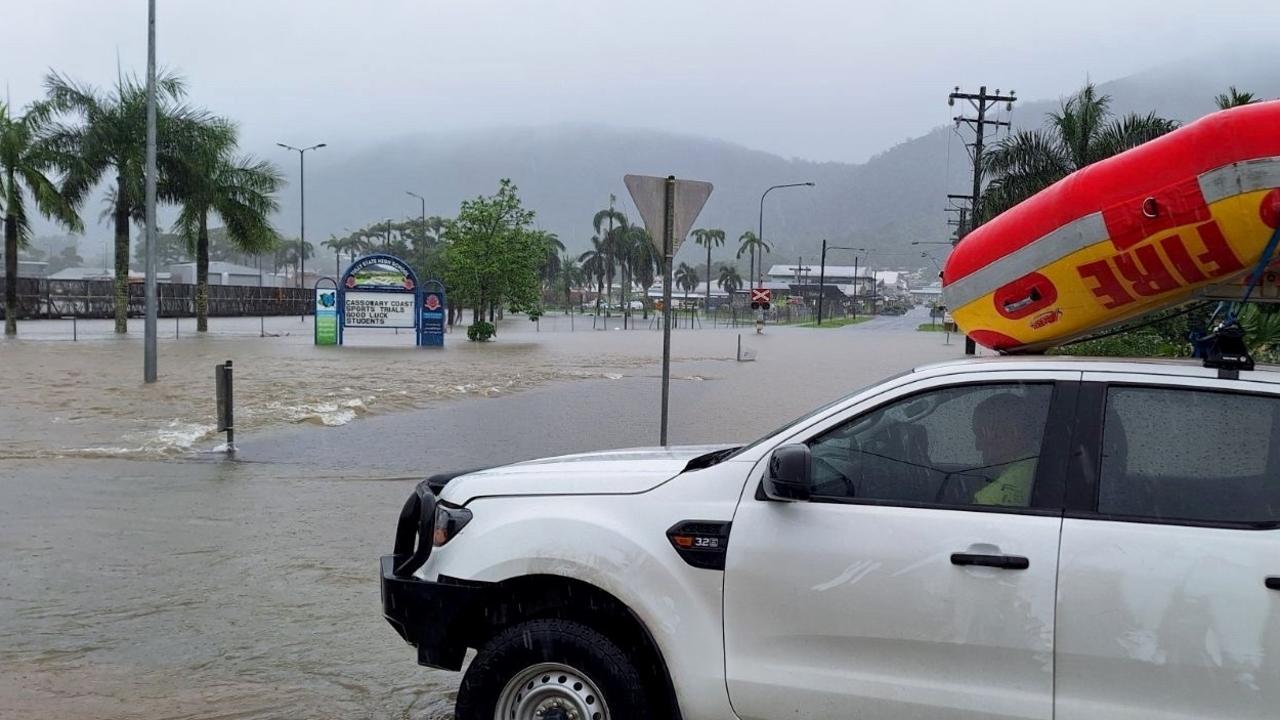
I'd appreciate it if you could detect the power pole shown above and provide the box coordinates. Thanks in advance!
[948,85,1016,354]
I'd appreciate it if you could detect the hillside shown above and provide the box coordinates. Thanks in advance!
[288,47,1280,272]
[35,47,1280,275]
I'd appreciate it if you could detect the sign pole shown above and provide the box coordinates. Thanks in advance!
[660,176,675,446]
[624,173,712,448]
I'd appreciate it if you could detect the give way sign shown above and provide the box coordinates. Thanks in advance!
[623,174,714,256]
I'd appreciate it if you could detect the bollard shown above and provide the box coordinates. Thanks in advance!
[215,360,235,452]
[72,315,77,342]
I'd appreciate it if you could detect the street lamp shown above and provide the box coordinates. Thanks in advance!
[276,141,326,321]
[757,182,815,292]
[816,242,866,325]
[406,190,428,276]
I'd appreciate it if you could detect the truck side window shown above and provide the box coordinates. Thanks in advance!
[1099,386,1280,525]
[807,383,1053,508]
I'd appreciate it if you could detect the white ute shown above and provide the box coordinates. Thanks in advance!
[381,356,1280,720]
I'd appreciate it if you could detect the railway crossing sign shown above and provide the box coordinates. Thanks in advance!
[751,288,772,304]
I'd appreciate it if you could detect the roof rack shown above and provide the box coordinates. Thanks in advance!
[1197,322,1255,380]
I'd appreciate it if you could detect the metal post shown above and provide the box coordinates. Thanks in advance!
[817,240,827,325]
[852,254,859,319]
[299,150,306,301]
[660,176,675,447]
[143,0,158,383]
[257,254,264,338]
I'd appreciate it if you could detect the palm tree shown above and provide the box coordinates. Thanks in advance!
[674,262,699,305]
[1,102,83,335]
[273,240,314,283]
[692,228,726,309]
[980,83,1179,223]
[579,236,608,315]
[43,70,232,333]
[557,255,581,312]
[172,126,282,331]
[593,204,627,314]
[539,231,564,289]
[718,263,743,301]
[626,227,659,318]
[737,230,770,288]
[1215,86,1258,110]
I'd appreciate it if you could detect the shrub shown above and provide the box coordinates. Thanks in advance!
[467,321,496,342]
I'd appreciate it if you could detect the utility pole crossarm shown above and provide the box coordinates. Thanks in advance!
[947,84,1016,355]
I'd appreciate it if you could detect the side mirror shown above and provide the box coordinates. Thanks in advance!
[764,444,812,501]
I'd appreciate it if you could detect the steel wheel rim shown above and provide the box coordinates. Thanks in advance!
[494,662,610,720]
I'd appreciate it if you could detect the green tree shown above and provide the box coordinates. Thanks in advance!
[674,261,699,304]
[692,228,725,308]
[578,235,608,315]
[736,230,769,287]
[443,179,542,333]
[134,231,192,268]
[557,255,582,312]
[43,70,232,332]
[1215,86,1258,110]
[46,244,85,274]
[172,126,282,331]
[272,240,313,281]
[593,203,627,314]
[624,227,658,317]
[1,102,83,335]
[718,263,743,299]
[980,84,1178,222]
[539,231,564,289]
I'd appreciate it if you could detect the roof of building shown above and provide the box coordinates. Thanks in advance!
[46,266,114,280]
[767,264,867,278]
[169,261,266,275]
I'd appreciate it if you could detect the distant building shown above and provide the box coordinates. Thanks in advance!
[46,266,114,281]
[912,283,944,304]
[6,259,50,278]
[168,261,286,287]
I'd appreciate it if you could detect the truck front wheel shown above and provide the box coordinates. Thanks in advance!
[456,618,652,720]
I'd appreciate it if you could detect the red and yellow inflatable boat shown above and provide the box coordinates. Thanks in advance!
[943,100,1280,352]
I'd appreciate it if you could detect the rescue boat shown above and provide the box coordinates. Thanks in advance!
[942,100,1280,352]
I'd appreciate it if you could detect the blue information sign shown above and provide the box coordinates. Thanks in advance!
[419,281,447,347]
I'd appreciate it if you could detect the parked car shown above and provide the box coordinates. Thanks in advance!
[381,356,1280,720]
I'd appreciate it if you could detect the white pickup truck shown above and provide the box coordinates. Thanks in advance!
[380,356,1280,720]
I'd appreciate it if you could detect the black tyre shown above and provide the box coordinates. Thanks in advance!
[456,618,652,720]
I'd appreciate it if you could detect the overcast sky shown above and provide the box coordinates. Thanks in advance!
[6,0,1277,165]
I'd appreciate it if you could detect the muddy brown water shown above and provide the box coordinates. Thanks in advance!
[1,310,962,719]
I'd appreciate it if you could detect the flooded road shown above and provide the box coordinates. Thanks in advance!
[1,315,967,719]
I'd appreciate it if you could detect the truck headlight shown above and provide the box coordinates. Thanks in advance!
[432,504,473,547]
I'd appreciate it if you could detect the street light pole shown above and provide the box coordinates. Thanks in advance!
[757,182,815,292]
[142,0,158,383]
[816,243,862,325]
[277,141,326,321]
[406,190,427,277]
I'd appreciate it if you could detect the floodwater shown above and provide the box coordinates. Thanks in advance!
[1,308,965,719]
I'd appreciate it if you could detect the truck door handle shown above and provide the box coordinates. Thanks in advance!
[951,553,1029,570]
[1266,577,1280,591]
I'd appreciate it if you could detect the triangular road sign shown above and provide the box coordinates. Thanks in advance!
[624,174,714,255]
